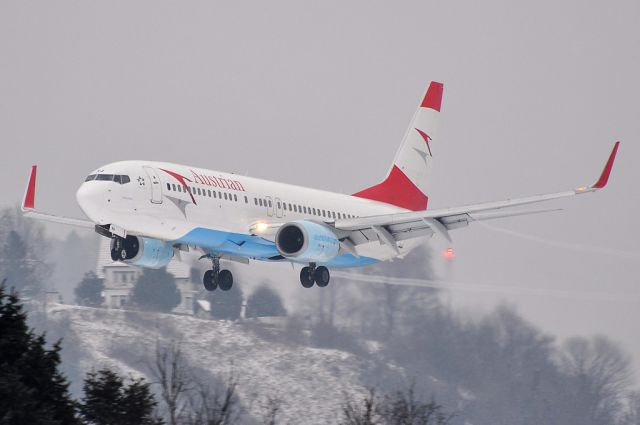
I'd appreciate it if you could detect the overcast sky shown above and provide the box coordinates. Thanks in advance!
[1,0,639,375]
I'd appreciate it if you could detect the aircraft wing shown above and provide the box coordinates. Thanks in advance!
[21,165,94,228]
[333,142,620,246]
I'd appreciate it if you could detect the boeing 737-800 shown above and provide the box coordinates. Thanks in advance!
[21,82,619,290]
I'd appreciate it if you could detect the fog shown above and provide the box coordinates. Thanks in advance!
[1,0,638,385]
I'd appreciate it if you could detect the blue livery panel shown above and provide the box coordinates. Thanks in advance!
[174,227,378,268]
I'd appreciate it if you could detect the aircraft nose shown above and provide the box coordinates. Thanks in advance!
[76,182,108,224]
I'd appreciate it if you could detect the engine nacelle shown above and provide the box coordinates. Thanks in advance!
[115,235,174,269]
[275,220,340,263]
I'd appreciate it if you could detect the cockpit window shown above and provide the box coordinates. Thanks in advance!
[95,174,115,181]
[87,174,130,184]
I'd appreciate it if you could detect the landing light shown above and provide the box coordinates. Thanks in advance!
[255,222,269,233]
[443,247,455,260]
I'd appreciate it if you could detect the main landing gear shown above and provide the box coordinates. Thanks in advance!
[202,256,233,292]
[300,263,330,288]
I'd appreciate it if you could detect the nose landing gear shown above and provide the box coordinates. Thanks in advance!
[202,255,234,292]
[299,263,330,288]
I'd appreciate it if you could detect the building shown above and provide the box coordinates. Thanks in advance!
[95,238,200,314]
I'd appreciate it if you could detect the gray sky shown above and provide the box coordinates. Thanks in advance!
[1,1,639,375]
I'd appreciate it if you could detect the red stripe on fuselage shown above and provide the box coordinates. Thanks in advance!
[160,168,197,205]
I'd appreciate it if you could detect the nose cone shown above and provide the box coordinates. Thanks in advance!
[76,183,108,224]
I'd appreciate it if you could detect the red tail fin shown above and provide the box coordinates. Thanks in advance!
[352,82,443,211]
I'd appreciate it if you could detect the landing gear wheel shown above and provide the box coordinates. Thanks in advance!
[110,237,123,261]
[314,266,330,287]
[203,270,217,291]
[300,267,315,288]
[218,270,233,291]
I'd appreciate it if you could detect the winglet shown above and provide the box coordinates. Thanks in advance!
[590,141,620,189]
[22,165,37,211]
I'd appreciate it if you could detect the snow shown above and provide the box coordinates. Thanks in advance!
[47,304,373,424]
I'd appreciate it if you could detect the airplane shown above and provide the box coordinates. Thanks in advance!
[21,82,620,291]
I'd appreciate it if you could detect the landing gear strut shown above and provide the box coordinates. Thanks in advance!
[299,263,330,288]
[202,255,234,292]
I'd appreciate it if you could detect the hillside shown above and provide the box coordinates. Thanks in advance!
[46,304,378,425]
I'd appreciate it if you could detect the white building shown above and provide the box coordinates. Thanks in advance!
[95,238,200,314]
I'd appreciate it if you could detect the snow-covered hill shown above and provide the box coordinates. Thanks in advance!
[46,304,376,424]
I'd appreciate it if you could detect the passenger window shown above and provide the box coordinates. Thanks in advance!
[166,183,171,190]
[312,208,316,215]
[224,193,228,200]
[277,202,281,209]
[268,200,272,207]
[244,196,248,203]
[322,210,326,217]
[172,184,177,191]
[218,191,222,198]
[234,194,238,202]
[259,199,263,206]
[254,198,258,205]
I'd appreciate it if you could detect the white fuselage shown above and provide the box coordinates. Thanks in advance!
[76,161,423,265]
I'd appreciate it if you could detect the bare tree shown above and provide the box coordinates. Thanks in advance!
[259,395,284,425]
[341,386,451,425]
[148,340,193,425]
[561,335,633,425]
[184,373,242,425]
[378,385,451,425]
[340,388,380,425]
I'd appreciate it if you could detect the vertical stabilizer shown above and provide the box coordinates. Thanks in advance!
[353,81,443,210]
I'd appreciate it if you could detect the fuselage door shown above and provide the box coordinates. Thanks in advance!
[143,166,163,204]
[265,196,274,217]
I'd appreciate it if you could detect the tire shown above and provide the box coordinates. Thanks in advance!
[110,237,122,261]
[110,249,120,262]
[203,270,217,291]
[314,266,330,287]
[218,270,233,291]
[300,267,314,288]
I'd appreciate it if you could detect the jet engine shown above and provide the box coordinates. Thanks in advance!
[275,220,340,263]
[112,235,174,269]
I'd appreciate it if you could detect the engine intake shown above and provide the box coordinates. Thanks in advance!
[113,236,174,269]
[275,220,340,263]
